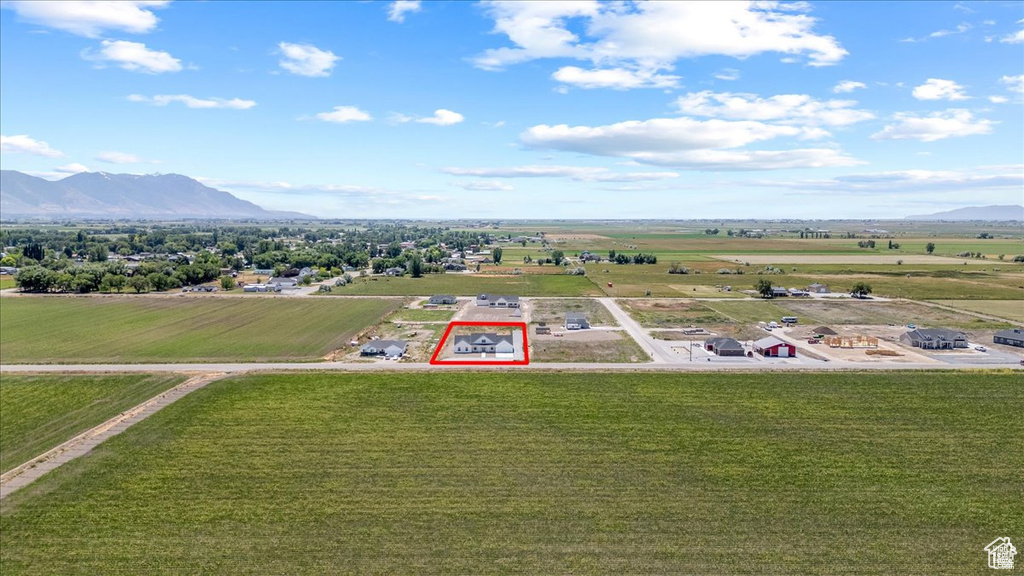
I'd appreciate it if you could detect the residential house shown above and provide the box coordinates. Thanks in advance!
[753,336,797,357]
[360,340,407,358]
[535,323,551,335]
[579,251,602,263]
[267,277,298,289]
[770,286,789,298]
[788,288,809,297]
[900,328,968,350]
[243,283,278,292]
[565,312,590,330]
[0,266,18,275]
[428,294,457,305]
[807,283,830,294]
[475,294,520,308]
[253,268,274,276]
[705,337,745,356]
[993,328,1024,348]
[453,333,515,354]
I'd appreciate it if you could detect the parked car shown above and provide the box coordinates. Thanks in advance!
[974,345,987,352]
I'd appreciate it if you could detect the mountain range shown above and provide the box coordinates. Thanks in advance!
[0,170,310,220]
[905,205,1024,221]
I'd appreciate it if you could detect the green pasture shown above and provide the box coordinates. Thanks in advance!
[0,374,184,473]
[929,300,1024,323]
[0,297,399,363]
[1,371,1020,574]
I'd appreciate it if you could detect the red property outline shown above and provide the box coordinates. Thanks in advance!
[429,321,530,365]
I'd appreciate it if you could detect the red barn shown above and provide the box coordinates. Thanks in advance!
[753,336,797,358]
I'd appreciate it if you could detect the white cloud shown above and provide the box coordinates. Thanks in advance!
[912,78,968,101]
[0,1,168,37]
[128,94,257,109]
[673,91,874,126]
[872,109,994,142]
[0,134,64,157]
[833,80,866,93]
[1000,74,1024,94]
[472,2,846,89]
[314,105,372,123]
[96,151,143,164]
[387,0,421,23]
[55,162,90,174]
[1000,20,1024,43]
[456,180,515,191]
[277,42,340,77]
[393,109,464,125]
[444,165,679,182]
[82,40,181,73]
[930,22,970,38]
[759,165,1024,194]
[714,68,740,81]
[988,95,1009,104]
[552,66,679,89]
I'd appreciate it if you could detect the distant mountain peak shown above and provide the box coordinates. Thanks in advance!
[0,169,312,220]
[906,205,1024,221]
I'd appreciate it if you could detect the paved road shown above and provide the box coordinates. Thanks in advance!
[0,373,226,500]
[597,297,678,364]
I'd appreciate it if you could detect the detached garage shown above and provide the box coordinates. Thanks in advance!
[753,336,797,358]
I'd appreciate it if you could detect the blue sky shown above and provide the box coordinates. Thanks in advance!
[1,0,1022,219]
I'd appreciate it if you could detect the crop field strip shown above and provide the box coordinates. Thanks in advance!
[0,297,400,363]
[0,374,186,474]
[0,371,1020,574]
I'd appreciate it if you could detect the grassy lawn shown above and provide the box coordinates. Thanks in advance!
[0,277,16,290]
[334,273,599,296]
[0,297,400,363]
[929,300,1024,323]
[529,298,618,326]
[619,298,736,327]
[530,331,646,362]
[1,371,1020,574]
[0,374,185,473]
[779,299,1015,329]
[388,307,457,322]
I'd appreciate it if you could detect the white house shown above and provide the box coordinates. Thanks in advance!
[453,333,515,354]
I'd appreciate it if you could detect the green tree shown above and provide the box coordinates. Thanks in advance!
[755,278,774,299]
[410,256,423,278]
[851,281,872,298]
[128,275,151,293]
[493,247,503,264]
[926,242,935,254]
[220,276,236,291]
[551,250,565,266]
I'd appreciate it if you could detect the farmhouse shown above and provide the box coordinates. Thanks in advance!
[565,312,590,330]
[360,340,407,358]
[900,328,968,350]
[475,294,520,308]
[753,336,797,357]
[428,294,457,305]
[453,333,515,354]
[705,337,745,357]
[993,328,1024,348]
[770,286,789,298]
[807,283,830,294]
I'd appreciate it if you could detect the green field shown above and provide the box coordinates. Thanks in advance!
[335,273,599,296]
[0,277,16,290]
[930,300,1024,323]
[2,371,1020,574]
[387,307,457,322]
[0,374,185,473]
[0,297,400,363]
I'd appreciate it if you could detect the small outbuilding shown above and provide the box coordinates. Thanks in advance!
[807,283,830,294]
[993,328,1024,348]
[705,337,745,357]
[753,336,797,357]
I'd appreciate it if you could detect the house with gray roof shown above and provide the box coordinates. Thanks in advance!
[360,340,407,357]
[705,337,745,356]
[267,276,298,289]
[453,333,515,354]
[428,294,457,305]
[993,328,1024,348]
[565,312,590,330]
[900,328,968,350]
[475,294,520,308]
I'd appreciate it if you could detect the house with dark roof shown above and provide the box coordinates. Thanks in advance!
[453,333,515,354]
[267,276,298,289]
[360,340,407,357]
[475,294,520,308]
[900,328,968,350]
[993,328,1024,348]
[753,336,797,357]
[770,286,789,298]
[705,337,745,357]
[428,294,457,305]
[565,312,590,330]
